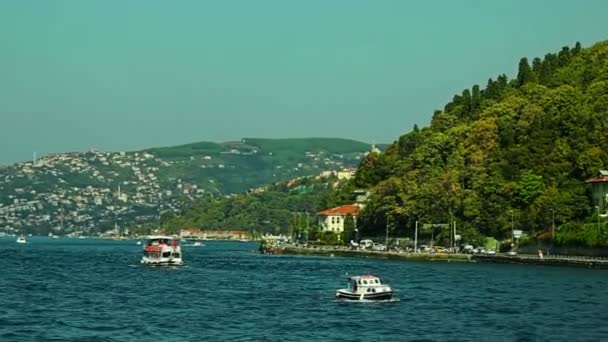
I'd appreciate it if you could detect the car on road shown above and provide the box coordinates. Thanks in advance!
[372,243,386,251]
[506,250,518,256]
[485,249,496,255]
[433,246,448,253]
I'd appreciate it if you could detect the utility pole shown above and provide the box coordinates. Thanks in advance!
[385,215,389,248]
[550,209,555,239]
[414,221,418,253]
[453,221,457,249]
[297,212,301,242]
[305,212,309,242]
[597,206,601,234]
[510,210,514,246]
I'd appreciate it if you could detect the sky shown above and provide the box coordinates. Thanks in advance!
[1,0,607,164]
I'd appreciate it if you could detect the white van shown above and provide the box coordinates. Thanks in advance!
[360,239,373,249]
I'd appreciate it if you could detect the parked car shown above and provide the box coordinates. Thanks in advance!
[372,243,386,251]
[419,245,431,252]
[462,245,475,253]
[485,249,496,255]
[433,246,448,253]
[507,250,518,256]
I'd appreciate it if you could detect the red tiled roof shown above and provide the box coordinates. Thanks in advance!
[586,176,608,183]
[318,204,360,216]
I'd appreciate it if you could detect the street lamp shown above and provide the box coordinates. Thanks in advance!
[596,206,601,234]
[510,210,514,246]
[550,208,555,239]
[385,215,389,248]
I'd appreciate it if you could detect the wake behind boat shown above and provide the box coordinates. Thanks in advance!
[141,236,183,266]
[336,275,394,301]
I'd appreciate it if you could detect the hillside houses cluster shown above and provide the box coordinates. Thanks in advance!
[0,150,201,235]
[0,146,369,235]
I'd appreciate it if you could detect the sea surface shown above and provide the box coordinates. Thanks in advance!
[1,237,607,341]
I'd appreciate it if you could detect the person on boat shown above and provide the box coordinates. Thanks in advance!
[172,239,178,249]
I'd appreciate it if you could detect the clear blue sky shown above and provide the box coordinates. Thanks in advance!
[1,0,607,164]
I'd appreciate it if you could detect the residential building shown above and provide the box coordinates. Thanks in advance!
[586,170,608,215]
[317,204,360,233]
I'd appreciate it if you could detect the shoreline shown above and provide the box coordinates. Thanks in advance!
[281,245,608,269]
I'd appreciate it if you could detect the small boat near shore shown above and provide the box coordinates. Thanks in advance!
[16,235,27,244]
[336,275,394,301]
[141,236,183,266]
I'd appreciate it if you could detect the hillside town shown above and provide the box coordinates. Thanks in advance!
[0,145,365,236]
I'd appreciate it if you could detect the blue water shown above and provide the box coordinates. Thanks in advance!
[1,237,608,341]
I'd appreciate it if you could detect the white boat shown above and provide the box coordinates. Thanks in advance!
[336,275,394,301]
[136,241,142,245]
[16,235,27,244]
[141,236,183,266]
[192,242,204,247]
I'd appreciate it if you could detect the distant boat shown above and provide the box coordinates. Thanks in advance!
[336,275,394,301]
[16,235,27,244]
[192,242,204,247]
[141,236,183,266]
[136,241,142,245]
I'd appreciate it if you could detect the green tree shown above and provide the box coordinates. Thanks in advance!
[342,214,356,244]
[471,84,481,113]
[517,57,534,86]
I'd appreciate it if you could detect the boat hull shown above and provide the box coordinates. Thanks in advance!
[336,289,393,301]
[140,257,183,266]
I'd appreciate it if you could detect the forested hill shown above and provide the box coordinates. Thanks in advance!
[354,40,608,246]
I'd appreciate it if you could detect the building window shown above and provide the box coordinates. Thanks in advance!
[336,217,341,224]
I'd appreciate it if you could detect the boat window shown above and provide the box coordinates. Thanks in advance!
[362,280,368,285]
[172,253,180,258]
[162,252,171,258]
[375,279,380,284]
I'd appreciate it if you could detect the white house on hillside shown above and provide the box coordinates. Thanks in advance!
[317,204,361,233]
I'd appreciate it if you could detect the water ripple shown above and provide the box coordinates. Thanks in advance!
[1,237,608,341]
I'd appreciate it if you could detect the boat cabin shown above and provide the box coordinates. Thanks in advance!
[143,236,181,260]
[349,275,384,292]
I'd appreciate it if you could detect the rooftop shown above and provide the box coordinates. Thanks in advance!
[318,204,360,216]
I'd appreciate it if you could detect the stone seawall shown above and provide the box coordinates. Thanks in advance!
[281,246,608,269]
[283,246,472,262]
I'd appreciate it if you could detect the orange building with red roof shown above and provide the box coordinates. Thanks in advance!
[317,204,361,233]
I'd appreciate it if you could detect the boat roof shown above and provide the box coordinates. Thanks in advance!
[348,274,380,281]
[145,235,175,240]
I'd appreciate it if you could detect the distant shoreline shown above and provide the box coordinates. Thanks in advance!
[281,246,608,269]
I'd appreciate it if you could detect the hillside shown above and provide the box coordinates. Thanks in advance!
[0,137,378,235]
[352,40,608,247]
[161,173,353,238]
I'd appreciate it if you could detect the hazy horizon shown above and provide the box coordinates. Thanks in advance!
[2,0,608,164]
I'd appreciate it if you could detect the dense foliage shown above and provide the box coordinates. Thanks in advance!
[354,41,608,246]
[161,175,354,237]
